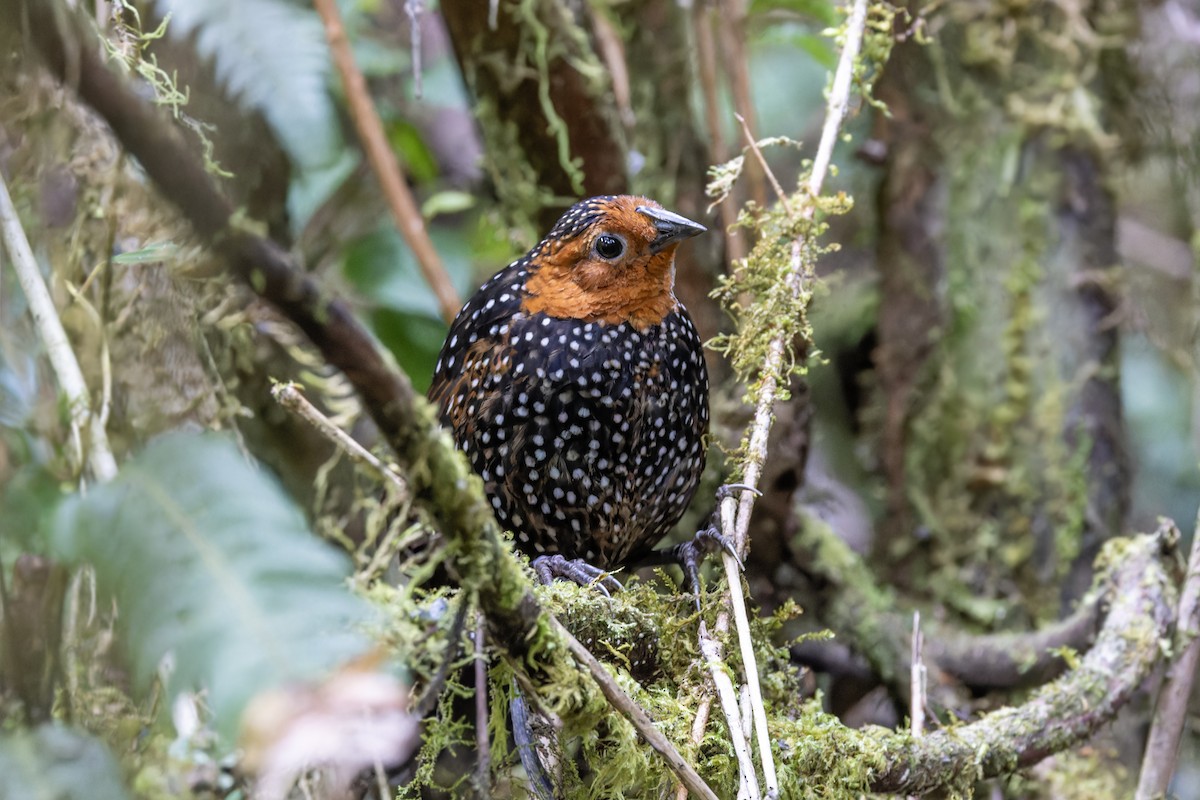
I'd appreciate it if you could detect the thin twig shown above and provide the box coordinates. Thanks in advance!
[736,113,790,210]
[910,611,925,737]
[474,613,491,791]
[687,1,872,794]
[675,693,714,800]
[0,172,118,482]
[692,1,746,266]
[313,0,460,324]
[699,622,758,800]
[272,381,410,501]
[1135,512,1200,799]
[716,0,765,209]
[723,547,777,792]
[549,616,720,800]
[405,0,424,99]
[909,611,925,800]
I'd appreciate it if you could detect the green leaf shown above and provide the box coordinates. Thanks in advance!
[152,0,342,170]
[369,308,448,395]
[421,190,476,220]
[749,0,836,25]
[0,725,130,800]
[0,464,63,552]
[340,223,474,318]
[110,242,178,265]
[386,120,439,183]
[51,432,375,743]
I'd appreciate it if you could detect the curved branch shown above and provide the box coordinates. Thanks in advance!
[869,524,1177,794]
[922,600,1099,690]
[10,0,549,679]
[11,5,722,793]
[794,510,1102,695]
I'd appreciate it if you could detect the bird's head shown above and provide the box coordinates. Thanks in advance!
[521,195,706,329]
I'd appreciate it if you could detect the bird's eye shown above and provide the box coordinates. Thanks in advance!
[595,234,625,260]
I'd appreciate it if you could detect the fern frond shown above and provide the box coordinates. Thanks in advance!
[152,0,342,170]
[52,433,376,742]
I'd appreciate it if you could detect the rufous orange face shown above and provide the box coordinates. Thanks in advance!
[521,196,690,330]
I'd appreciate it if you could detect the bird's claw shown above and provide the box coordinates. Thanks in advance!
[669,524,741,609]
[716,482,762,502]
[532,554,622,597]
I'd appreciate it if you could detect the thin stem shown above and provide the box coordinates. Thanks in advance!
[699,621,758,800]
[807,0,869,199]
[736,113,790,211]
[674,694,714,800]
[716,0,765,209]
[693,1,746,266]
[909,610,926,800]
[0,172,118,482]
[474,613,491,790]
[272,381,410,501]
[313,0,460,324]
[405,0,424,99]
[550,617,721,800]
[692,1,871,793]
[723,541,777,792]
[910,611,926,737]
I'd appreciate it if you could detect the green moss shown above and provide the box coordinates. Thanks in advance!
[705,196,850,473]
[887,1,1131,619]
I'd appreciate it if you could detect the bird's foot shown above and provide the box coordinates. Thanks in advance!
[649,483,761,606]
[532,554,622,597]
[668,524,740,599]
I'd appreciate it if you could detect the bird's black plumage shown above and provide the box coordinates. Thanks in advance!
[429,195,709,568]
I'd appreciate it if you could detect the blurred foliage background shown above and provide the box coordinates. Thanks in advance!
[2,0,1200,797]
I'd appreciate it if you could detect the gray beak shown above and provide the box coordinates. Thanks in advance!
[636,205,707,253]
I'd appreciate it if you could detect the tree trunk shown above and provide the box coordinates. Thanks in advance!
[871,2,1133,624]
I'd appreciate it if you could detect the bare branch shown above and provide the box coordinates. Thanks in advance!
[699,621,758,799]
[272,382,410,502]
[313,0,460,324]
[0,173,118,483]
[716,0,765,208]
[910,611,925,738]
[551,617,720,800]
[1136,513,1200,799]
[692,2,746,266]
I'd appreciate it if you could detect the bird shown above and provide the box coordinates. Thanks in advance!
[428,195,723,591]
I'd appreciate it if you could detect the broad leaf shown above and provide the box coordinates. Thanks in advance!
[52,432,375,743]
[152,0,342,171]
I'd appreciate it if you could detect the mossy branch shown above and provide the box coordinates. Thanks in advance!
[8,0,560,691]
[868,523,1177,794]
[9,4,720,795]
[793,511,1103,699]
